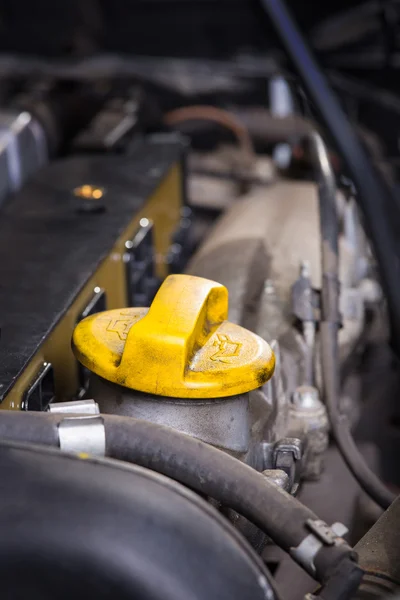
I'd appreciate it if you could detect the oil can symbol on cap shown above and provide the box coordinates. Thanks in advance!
[106,315,135,341]
[211,334,242,363]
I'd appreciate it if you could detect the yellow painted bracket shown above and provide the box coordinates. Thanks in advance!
[72,274,275,398]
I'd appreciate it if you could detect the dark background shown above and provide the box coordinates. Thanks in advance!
[0,0,363,57]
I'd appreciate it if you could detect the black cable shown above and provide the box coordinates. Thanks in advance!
[261,0,400,359]
[308,131,395,510]
[0,409,359,594]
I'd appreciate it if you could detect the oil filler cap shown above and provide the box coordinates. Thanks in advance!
[72,274,275,398]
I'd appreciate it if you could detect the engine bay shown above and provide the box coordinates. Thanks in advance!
[1,2,400,599]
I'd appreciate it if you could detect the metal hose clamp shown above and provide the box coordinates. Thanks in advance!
[58,415,105,456]
[290,519,349,576]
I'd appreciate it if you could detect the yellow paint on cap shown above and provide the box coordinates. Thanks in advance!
[72,274,275,398]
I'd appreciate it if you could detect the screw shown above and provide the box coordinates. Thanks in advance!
[292,386,320,411]
[262,469,290,492]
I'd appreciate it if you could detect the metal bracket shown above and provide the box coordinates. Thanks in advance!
[274,438,303,461]
[290,519,349,577]
[306,519,348,545]
[49,399,100,415]
[291,262,318,323]
[273,437,303,493]
[124,219,160,307]
[58,415,105,456]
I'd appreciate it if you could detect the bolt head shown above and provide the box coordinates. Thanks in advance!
[292,386,320,410]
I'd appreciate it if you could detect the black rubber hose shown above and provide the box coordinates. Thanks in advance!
[261,0,400,358]
[321,321,395,510]
[0,440,279,600]
[318,557,364,600]
[104,415,363,595]
[0,409,356,588]
[0,410,60,446]
[308,131,395,510]
[105,417,317,553]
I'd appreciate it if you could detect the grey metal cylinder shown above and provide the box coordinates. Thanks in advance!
[89,374,251,455]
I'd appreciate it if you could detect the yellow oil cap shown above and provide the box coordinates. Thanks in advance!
[72,274,275,398]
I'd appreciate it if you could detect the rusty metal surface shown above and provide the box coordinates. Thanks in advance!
[355,494,400,586]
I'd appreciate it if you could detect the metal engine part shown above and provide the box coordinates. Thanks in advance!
[289,386,329,480]
[89,379,254,457]
[67,179,374,498]
[75,271,315,496]
[0,110,47,206]
[354,494,400,598]
[186,179,376,484]
[0,4,398,599]
[187,180,370,359]
[74,274,277,481]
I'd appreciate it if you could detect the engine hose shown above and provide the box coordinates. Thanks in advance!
[308,131,395,510]
[0,409,361,596]
[260,0,400,359]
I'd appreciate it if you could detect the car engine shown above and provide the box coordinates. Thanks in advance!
[1,1,400,599]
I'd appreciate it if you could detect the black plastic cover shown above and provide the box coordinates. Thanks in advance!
[0,136,184,402]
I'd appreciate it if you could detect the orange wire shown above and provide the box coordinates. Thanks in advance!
[163,105,255,159]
